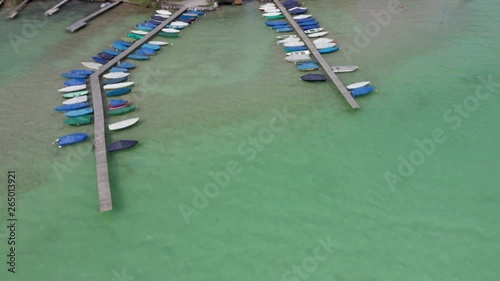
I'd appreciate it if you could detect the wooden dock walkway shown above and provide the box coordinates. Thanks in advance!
[90,6,188,212]
[272,0,360,109]
[66,0,123,32]
[5,0,31,19]
[45,0,71,16]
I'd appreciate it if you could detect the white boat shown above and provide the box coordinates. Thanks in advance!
[149,40,169,46]
[286,50,311,56]
[262,12,281,17]
[283,41,305,47]
[289,6,307,12]
[62,96,88,105]
[332,65,359,73]
[156,9,172,15]
[263,8,280,13]
[161,28,180,33]
[313,38,335,44]
[277,37,301,44]
[170,21,189,26]
[154,14,170,18]
[259,4,276,11]
[103,82,135,90]
[346,81,371,90]
[308,31,328,38]
[103,72,130,79]
[285,54,311,63]
[81,62,102,70]
[304,28,324,34]
[131,30,148,35]
[108,117,140,131]
[58,85,87,93]
[293,14,312,20]
[314,43,337,49]
[276,35,298,40]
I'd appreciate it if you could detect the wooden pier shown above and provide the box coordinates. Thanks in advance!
[5,0,31,19]
[272,0,360,109]
[89,6,188,212]
[66,0,123,32]
[45,0,71,16]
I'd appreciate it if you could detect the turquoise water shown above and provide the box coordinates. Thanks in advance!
[1,0,499,280]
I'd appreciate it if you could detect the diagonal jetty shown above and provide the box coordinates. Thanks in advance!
[66,0,123,32]
[272,0,360,109]
[45,0,71,16]
[5,0,31,19]
[90,6,188,212]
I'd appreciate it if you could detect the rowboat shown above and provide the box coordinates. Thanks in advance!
[70,69,94,76]
[128,54,149,60]
[265,14,285,20]
[295,17,316,24]
[284,54,311,63]
[108,105,137,115]
[186,10,205,15]
[120,37,136,43]
[259,4,276,11]
[154,13,169,18]
[283,41,305,47]
[297,62,320,71]
[332,65,359,73]
[104,49,120,56]
[136,25,154,32]
[262,12,281,17]
[65,116,93,126]
[314,43,337,49]
[346,81,371,90]
[300,74,327,82]
[81,62,102,70]
[276,35,298,40]
[63,96,88,105]
[109,140,139,152]
[151,16,167,21]
[58,85,86,93]
[109,101,131,110]
[277,37,301,44]
[149,40,169,46]
[103,82,135,90]
[313,38,335,44]
[106,88,132,97]
[290,7,308,15]
[276,27,293,33]
[114,40,132,47]
[284,46,308,52]
[298,20,318,26]
[64,108,93,117]
[302,25,321,31]
[127,33,144,40]
[318,46,339,54]
[110,67,129,73]
[131,30,148,35]
[64,79,86,87]
[286,50,310,56]
[159,32,180,38]
[307,31,328,38]
[103,77,128,85]
[351,85,375,97]
[272,24,291,30]
[304,28,324,34]
[54,133,88,147]
[265,21,288,26]
[263,8,280,13]
[61,72,87,79]
[156,9,172,15]
[62,90,89,98]
[161,28,181,33]
[54,102,89,112]
[142,43,161,51]
[293,14,312,20]
[108,117,139,131]
[289,6,307,12]
[92,56,108,64]
[170,21,189,26]
[166,24,185,30]
[117,62,136,69]
[98,52,115,60]
[135,48,155,56]
[183,13,200,17]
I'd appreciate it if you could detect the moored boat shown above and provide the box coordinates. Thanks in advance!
[307,31,329,38]
[300,74,327,82]
[54,102,90,112]
[304,28,324,34]
[103,82,135,90]
[285,54,312,63]
[81,62,102,70]
[58,85,87,93]
[109,140,139,152]
[103,72,130,79]
[149,40,169,46]
[331,65,359,73]
[128,54,149,60]
[54,133,88,147]
[351,85,375,97]
[108,105,137,115]
[117,62,136,69]
[106,88,132,97]
[64,107,94,117]
[64,116,93,126]
[62,90,89,98]
[346,81,371,90]
[62,96,88,105]
[108,117,140,131]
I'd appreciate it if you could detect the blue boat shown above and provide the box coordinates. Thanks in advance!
[187,10,205,15]
[351,85,375,97]
[55,102,90,112]
[64,79,87,87]
[151,16,167,21]
[272,25,290,30]
[92,56,108,64]
[299,20,318,26]
[106,88,132,97]
[297,62,320,71]
[148,19,163,25]
[65,107,94,117]
[135,48,155,56]
[300,74,327,82]
[318,46,340,54]
[98,52,115,60]
[276,27,293,33]
[128,54,149,60]
[136,25,154,32]
[290,7,308,15]
[142,22,158,28]
[302,24,321,31]
[110,99,127,107]
[110,67,129,73]
[285,46,308,52]
[295,17,316,23]
[283,0,301,9]
[166,24,185,30]
[117,62,136,69]
[177,17,194,23]
[182,13,198,18]
[70,69,94,75]
[114,40,133,47]
[61,72,87,79]
[265,20,288,26]
[104,49,120,56]
[142,44,160,51]
[112,42,128,51]
[55,133,88,147]
[103,77,128,85]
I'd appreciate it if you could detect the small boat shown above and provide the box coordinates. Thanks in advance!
[108,105,137,115]
[166,24,185,30]
[154,14,170,18]
[300,74,327,82]
[117,62,136,69]
[284,46,308,52]
[61,72,87,79]
[298,20,319,26]
[54,102,90,112]
[106,88,132,97]
[108,117,139,131]
[81,62,102,70]
[313,38,335,44]
[293,14,312,20]
[104,49,121,56]
[114,40,133,47]
[54,133,88,147]
[263,8,280,13]
[289,6,307,12]
[265,14,285,20]
[151,16,167,21]
[142,43,161,51]
[104,72,130,79]
[271,24,291,30]
[58,85,87,93]
[143,21,159,27]
[285,54,312,63]
[346,81,371,90]
[183,13,199,18]
[318,46,340,54]
[103,77,128,85]
[159,32,180,38]
[148,19,163,25]
[286,50,310,56]
[109,101,131,110]
[297,62,320,71]
[128,54,149,60]
[109,140,139,152]
[149,40,169,46]
[109,99,127,107]
[332,65,359,73]
[170,21,189,26]
[314,43,337,49]
[290,8,308,15]
[161,28,181,33]
[308,31,329,38]
[131,30,148,35]
[135,49,155,56]
[276,35,297,40]
[178,15,197,21]
[120,37,136,43]
[65,116,93,126]
[156,9,172,15]
[351,85,375,97]
[276,27,293,33]
[187,10,205,15]
[265,20,288,26]
[110,67,128,73]
[295,17,316,23]
[136,25,154,32]
[65,107,94,117]
[92,56,108,64]
[304,28,324,34]
[262,12,281,17]
[70,69,94,76]
[62,96,88,105]
[259,3,275,10]
[283,41,305,47]
[64,79,86,87]
[62,90,89,98]
[127,33,144,40]
[302,25,321,31]
[103,82,135,90]
[277,37,302,44]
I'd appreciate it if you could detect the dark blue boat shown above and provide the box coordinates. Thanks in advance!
[70,69,94,75]
[110,99,127,107]
[302,25,321,31]
[272,25,291,30]
[65,108,94,117]
[64,79,87,87]
[285,46,308,52]
[104,49,120,56]
[290,7,308,15]
[283,0,301,9]
[178,16,196,21]
[114,40,133,47]
[61,72,87,79]
[109,140,139,152]
[98,52,115,60]
[151,16,167,21]
[117,62,136,69]
[142,44,160,51]
[318,46,340,54]
[295,17,316,23]
[55,133,89,147]
[110,67,129,73]
[299,20,318,26]
[300,74,327,82]
[103,77,128,85]
[128,54,149,60]
[92,56,108,64]
[351,85,375,97]
[106,88,132,97]
[54,102,90,112]
[148,19,163,25]
[276,27,293,33]
[265,20,288,26]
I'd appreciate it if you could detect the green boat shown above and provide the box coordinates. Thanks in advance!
[62,90,89,98]
[120,37,136,43]
[158,32,180,38]
[65,115,93,126]
[126,33,144,40]
[265,14,285,20]
[108,105,138,116]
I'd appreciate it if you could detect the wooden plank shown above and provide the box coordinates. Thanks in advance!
[272,0,360,109]
[66,0,123,32]
[5,0,31,19]
[45,0,71,16]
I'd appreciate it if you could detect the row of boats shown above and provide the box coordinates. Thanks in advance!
[259,1,376,98]
[53,9,205,150]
